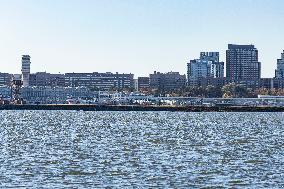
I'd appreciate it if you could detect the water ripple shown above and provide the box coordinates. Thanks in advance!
[0,111,283,188]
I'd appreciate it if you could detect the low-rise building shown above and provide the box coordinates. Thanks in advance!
[138,77,150,90]
[149,71,186,90]
[64,72,134,91]
[199,77,284,90]
[0,72,12,86]
[0,86,11,98]
[21,86,94,104]
[29,72,65,87]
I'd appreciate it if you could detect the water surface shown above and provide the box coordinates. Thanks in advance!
[0,111,283,188]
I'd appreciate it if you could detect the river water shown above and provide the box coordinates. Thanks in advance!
[0,111,283,188]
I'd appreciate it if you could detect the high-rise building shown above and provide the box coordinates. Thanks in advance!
[226,44,261,80]
[200,52,219,62]
[187,52,224,86]
[21,55,31,87]
[275,50,284,78]
[200,52,224,78]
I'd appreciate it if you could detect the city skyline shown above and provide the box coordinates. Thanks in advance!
[1,45,283,79]
[0,0,284,77]
[2,45,282,78]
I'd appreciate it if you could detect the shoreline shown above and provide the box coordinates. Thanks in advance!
[0,104,283,112]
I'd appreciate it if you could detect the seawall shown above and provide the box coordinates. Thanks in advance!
[0,104,283,112]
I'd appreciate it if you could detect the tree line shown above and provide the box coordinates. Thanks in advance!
[141,83,284,98]
[91,83,284,98]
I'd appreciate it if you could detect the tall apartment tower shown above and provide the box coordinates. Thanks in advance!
[187,52,224,86]
[200,52,224,78]
[226,44,261,80]
[200,52,219,62]
[21,55,31,87]
[275,50,284,78]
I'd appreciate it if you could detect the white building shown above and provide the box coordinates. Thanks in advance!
[21,55,31,87]
[21,86,94,104]
[187,52,224,86]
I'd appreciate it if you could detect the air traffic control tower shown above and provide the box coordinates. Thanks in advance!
[21,55,31,87]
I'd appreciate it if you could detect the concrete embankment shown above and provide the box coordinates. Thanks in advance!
[0,104,283,112]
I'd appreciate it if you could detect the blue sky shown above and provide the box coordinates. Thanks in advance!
[0,0,283,78]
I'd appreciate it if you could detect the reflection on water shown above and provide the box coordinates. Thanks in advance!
[0,111,283,188]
